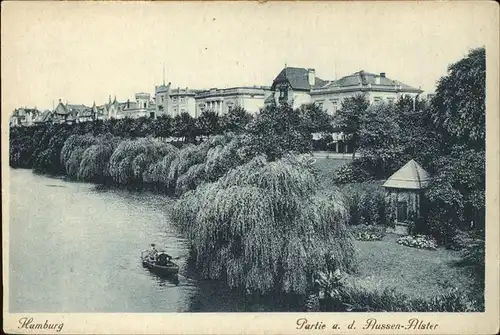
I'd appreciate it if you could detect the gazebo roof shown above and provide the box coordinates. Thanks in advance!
[383,159,430,190]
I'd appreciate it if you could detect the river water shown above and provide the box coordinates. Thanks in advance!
[9,169,298,313]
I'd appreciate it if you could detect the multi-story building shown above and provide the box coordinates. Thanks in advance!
[266,67,423,114]
[194,86,271,117]
[154,82,171,117]
[52,100,90,124]
[9,108,41,127]
[169,87,197,117]
[14,66,423,127]
[103,93,156,119]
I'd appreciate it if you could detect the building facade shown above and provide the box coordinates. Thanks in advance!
[11,66,424,126]
[195,86,271,117]
[266,67,423,114]
[169,87,197,117]
[10,108,41,127]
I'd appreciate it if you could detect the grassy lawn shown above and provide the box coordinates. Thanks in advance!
[312,157,351,190]
[349,232,475,299]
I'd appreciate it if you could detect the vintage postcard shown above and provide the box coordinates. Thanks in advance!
[2,1,499,334]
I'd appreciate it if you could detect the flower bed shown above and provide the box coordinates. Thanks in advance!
[397,235,438,250]
[350,224,386,241]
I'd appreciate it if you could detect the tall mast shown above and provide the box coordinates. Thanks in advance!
[163,62,165,86]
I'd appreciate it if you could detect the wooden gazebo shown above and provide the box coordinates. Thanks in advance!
[383,159,430,234]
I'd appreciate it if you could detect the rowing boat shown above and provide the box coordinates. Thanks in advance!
[141,251,179,277]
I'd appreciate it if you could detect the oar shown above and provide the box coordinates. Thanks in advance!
[170,254,189,260]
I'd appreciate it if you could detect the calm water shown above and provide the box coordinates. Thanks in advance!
[9,169,296,313]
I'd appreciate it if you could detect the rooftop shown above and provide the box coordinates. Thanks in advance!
[383,159,431,190]
[319,70,422,93]
[272,67,327,91]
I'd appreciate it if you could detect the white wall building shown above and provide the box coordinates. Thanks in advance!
[266,67,423,114]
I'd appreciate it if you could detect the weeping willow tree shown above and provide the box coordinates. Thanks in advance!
[77,134,121,183]
[60,134,99,179]
[142,145,180,191]
[168,143,209,185]
[175,163,207,195]
[108,138,173,186]
[172,154,357,295]
[168,133,237,194]
[204,135,246,182]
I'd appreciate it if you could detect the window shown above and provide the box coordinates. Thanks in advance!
[373,97,383,103]
[279,86,288,101]
[330,99,339,114]
[161,96,164,102]
[144,102,147,108]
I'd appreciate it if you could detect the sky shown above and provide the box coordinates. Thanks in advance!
[1,1,496,113]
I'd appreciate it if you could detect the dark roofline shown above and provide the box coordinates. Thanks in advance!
[311,86,423,95]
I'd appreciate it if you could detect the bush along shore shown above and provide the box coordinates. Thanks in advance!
[8,49,485,311]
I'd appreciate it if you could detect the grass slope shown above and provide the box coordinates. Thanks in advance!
[351,233,475,299]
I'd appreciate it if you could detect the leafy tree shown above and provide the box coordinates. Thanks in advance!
[242,103,311,161]
[431,47,485,150]
[155,115,173,138]
[422,48,486,235]
[221,106,253,134]
[197,110,221,138]
[426,147,485,230]
[172,112,198,143]
[358,102,403,176]
[334,95,369,159]
[300,103,334,134]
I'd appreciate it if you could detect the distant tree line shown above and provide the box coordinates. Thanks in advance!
[9,103,334,175]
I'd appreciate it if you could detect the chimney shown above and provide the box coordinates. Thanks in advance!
[380,72,386,78]
[308,68,316,87]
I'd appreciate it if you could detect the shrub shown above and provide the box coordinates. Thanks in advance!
[340,182,387,226]
[332,162,372,184]
[397,235,438,250]
[409,206,459,247]
[456,233,485,283]
[171,154,356,295]
[349,224,386,241]
[316,276,482,312]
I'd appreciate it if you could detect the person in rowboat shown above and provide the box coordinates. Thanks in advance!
[147,243,158,263]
